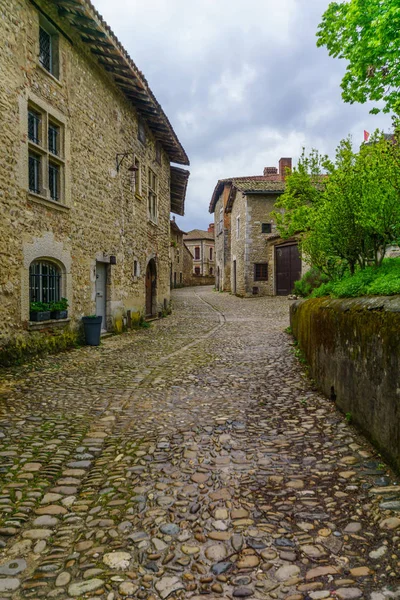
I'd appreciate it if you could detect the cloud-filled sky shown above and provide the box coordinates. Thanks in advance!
[96,0,392,232]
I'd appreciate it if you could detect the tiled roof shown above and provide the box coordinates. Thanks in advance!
[209,176,285,213]
[184,229,215,241]
[55,0,189,166]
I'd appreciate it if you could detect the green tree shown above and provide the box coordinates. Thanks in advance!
[274,133,400,277]
[316,0,400,114]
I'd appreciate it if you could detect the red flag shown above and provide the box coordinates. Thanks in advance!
[364,130,370,142]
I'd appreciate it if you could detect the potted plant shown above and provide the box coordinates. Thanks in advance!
[82,315,102,346]
[50,297,68,320]
[30,301,51,322]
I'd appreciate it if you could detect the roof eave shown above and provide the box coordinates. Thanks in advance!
[54,0,189,166]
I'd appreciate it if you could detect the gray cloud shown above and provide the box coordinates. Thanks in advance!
[96,0,392,231]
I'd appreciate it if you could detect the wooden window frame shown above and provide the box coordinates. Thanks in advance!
[194,246,200,260]
[254,263,268,281]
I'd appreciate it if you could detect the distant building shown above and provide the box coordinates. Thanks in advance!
[184,226,215,277]
[170,218,193,288]
[209,158,306,296]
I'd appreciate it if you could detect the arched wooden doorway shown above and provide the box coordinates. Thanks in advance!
[145,259,157,317]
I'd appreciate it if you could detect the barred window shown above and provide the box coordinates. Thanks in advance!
[27,103,64,203]
[28,110,41,145]
[29,260,61,304]
[39,26,52,72]
[148,168,157,221]
[39,21,59,78]
[29,153,41,194]
[49,162,59,201]
[48,123,59,155]
[254,263,268,281]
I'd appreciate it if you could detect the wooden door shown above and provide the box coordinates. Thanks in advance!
[275,244,301,295]
[95,262,107,329]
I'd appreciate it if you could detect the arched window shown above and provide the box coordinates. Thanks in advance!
[29,260,61,304]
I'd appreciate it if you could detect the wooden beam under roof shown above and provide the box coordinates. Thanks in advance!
[54,0,189,165]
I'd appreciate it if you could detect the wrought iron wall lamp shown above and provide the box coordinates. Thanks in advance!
[115,153,139,173]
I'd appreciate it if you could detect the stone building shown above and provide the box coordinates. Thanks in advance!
[184,227,215,277]
[0,0,190,348]
[209,159,304,296]
[170,218,193,288]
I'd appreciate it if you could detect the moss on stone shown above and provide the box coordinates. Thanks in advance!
[0,329,80,367]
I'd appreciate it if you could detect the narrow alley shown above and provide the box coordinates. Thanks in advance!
[0,288,399,599]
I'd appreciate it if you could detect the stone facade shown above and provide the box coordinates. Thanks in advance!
[182,244,194,286]
[0,0,189,346]
[184,228,215,278]
[170,218,192,288]
[213,188,231,291]
[210,159,305,297]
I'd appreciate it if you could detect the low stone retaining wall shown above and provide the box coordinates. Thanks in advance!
[184,275,215,287]
[290,296,400,472]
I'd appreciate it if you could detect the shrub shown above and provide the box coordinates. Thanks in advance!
[311,257,400,298]
[294,267,330,297]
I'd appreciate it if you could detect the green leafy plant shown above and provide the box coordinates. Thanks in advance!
[345,412,353,423]
[317,0,400,115]
[30,301,50,313]
[311,258,400,298]
[50,298,68,311]
[294,267,330,298]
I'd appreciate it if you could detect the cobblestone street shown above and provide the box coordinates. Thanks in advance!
[0,287,399,600]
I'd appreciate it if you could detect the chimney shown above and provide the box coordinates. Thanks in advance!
[264,167,278,176]
[208,223,215,234]
[278,157,292,178]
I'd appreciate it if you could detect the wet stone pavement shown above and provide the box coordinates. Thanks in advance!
[0,287,399,600]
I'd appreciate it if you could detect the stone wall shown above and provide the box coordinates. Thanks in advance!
[0,0,175,345]
[214,187,231,291]
[184,275,215,287]
[290,296,400,472]
[229,193,281,296]
[170,230,186,288]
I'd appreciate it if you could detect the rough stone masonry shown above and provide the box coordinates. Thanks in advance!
[0,287,399,599]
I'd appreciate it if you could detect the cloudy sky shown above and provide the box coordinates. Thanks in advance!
[96,0,392,232]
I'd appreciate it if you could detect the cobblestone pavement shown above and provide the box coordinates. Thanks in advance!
[0,286,399,600]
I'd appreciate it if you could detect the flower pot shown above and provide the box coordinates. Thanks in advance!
[30,311,51,322]
[51,310,68,320]
[82,316,102,346]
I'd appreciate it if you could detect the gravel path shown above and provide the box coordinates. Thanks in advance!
[0,286,399,600]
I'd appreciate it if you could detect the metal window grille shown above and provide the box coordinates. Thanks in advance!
[49,162,59,201]
[29,153,40,194]
[148,170,157,219]
[39,27,52,73]
[29,261,61,303]
[254,263,268,281]
[48,124,58,155]
[28,110,41,144]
